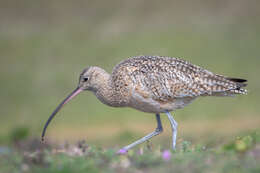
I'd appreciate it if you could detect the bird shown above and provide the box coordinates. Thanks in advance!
[41,55,247,153]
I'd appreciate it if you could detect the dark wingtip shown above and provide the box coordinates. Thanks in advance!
[227,78,247,83]
[227,78,248,87]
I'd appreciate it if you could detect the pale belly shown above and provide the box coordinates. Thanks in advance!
[128,91,196,114]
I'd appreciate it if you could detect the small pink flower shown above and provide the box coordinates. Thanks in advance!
[162,150,171,161]
[117,148,128,155]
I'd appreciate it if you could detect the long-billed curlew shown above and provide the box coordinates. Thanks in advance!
[41,55,247,152]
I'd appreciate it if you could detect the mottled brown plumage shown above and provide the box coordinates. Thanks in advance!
[42,55,247,152]
[113,55,247,99]
[97,55,247,113]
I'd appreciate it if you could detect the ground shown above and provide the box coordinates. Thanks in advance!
[1,130,259,173]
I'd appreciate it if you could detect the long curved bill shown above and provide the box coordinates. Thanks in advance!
[41,87,83,142]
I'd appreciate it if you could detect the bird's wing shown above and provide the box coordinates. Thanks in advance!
[121,56,246,102]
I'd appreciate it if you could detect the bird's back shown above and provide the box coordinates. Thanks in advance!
[111,56,247,112]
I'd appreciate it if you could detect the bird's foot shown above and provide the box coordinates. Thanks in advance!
[117,148,128,155]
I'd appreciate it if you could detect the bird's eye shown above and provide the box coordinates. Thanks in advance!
[83,77,88,82]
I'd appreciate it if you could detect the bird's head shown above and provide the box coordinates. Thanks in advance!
[41,66,108,141]
[78,66,108,91]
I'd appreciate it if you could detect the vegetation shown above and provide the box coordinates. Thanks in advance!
[1,132,259,173]
[0,0,259,172]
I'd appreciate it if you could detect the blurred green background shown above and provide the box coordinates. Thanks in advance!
[0,0,259,147]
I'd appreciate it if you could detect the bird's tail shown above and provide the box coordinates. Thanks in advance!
[211,76,248,96]
[226,77,247,94]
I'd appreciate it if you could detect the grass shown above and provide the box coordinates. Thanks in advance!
[1,132,259,173]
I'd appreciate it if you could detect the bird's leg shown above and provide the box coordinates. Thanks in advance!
[165,111,178,150]
[118,114,163,153]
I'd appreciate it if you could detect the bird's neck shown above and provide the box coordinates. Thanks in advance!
[94,71,126,107]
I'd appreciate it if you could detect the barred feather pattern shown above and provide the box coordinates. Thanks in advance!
[112,55,247,103]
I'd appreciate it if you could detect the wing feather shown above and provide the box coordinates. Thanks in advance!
[114,55,247,102]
